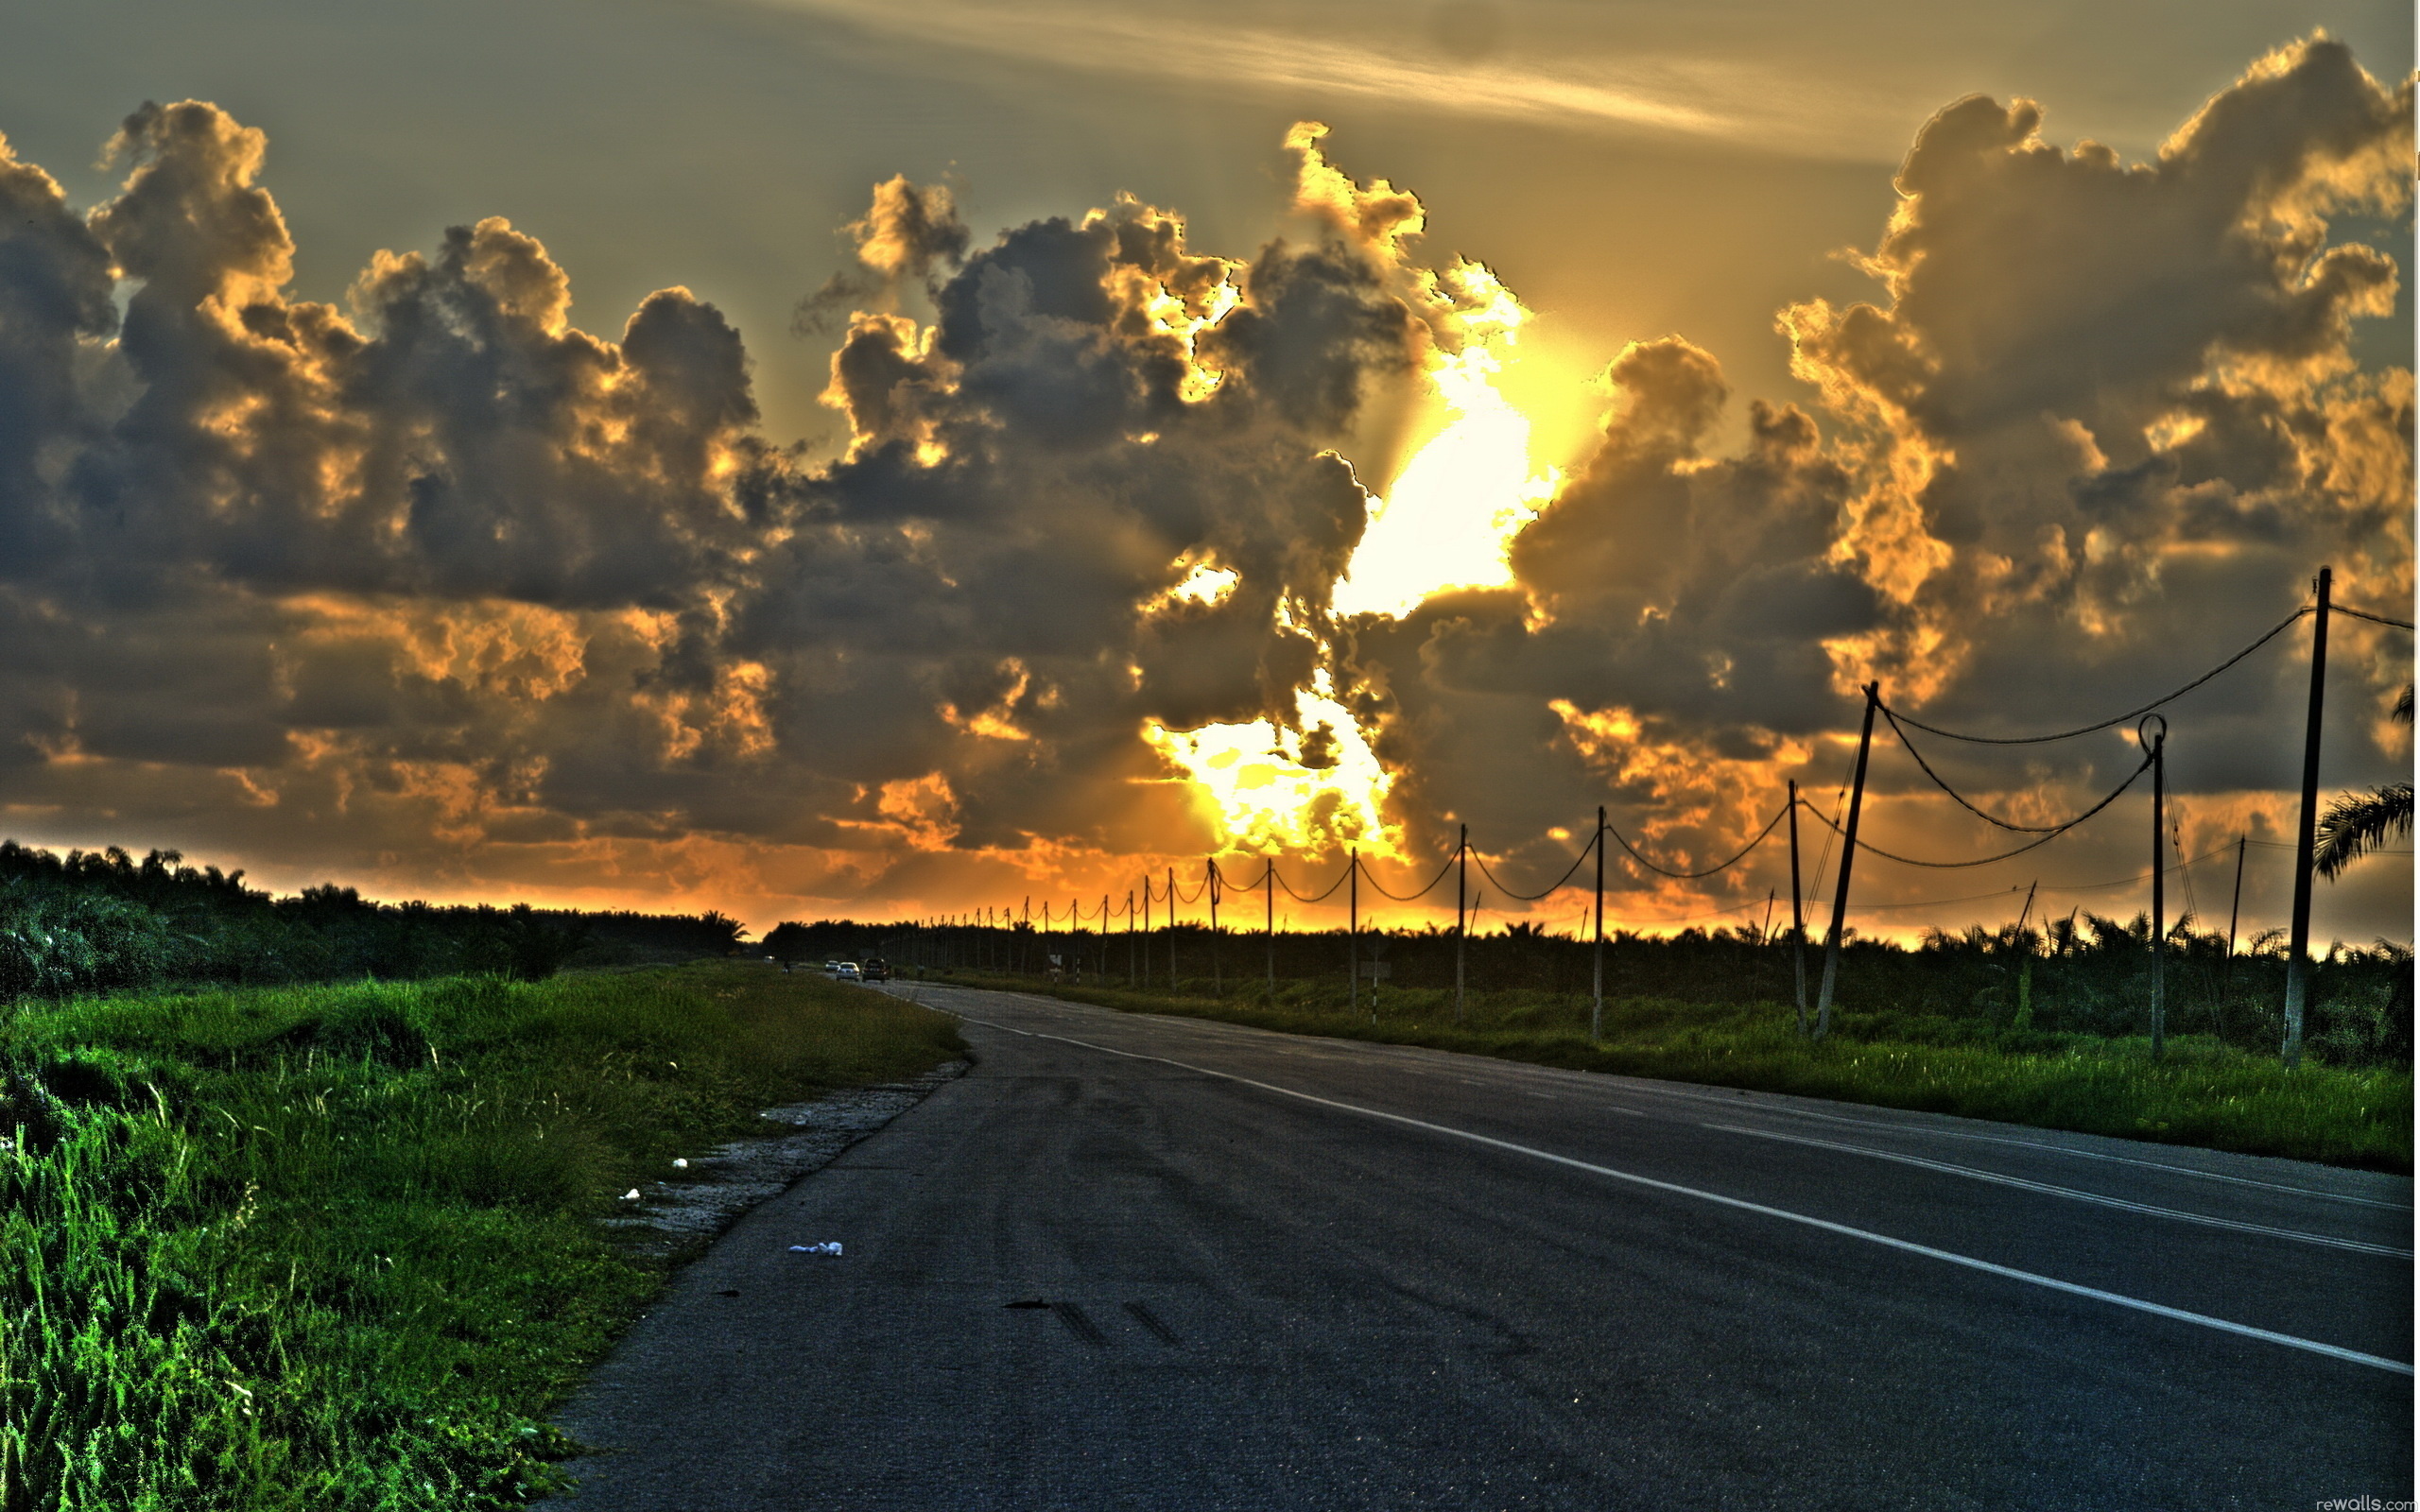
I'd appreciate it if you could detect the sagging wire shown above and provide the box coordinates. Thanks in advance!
[1356,850,1458,902]
[1474,830,1599,902]
[1877,706,2063,833]
[2337,604,2416,630]
[1881,606,2310,745]
[1802,749,2155,868]
[1276,858,1355,905]
[1606,799,1789,879]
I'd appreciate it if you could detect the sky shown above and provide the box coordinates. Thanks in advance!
[0,0,2411,946]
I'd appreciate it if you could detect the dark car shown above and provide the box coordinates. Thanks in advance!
[859,957,891,982]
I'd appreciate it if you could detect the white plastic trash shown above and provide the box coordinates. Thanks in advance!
[787,1242,844,1255]
[672,1158,688,1169]
[620,1188,641,1201]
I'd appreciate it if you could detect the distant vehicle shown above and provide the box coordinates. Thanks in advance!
[859,957,890,982]
[822,960,841,974]
[834,962,864,982]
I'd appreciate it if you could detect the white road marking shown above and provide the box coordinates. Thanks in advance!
[928,982,2411,1214]
[1748,1103,2415,1211]
[1702,1123,2411,1258]
[942,997,2413,1378]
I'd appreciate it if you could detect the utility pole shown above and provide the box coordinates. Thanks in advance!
[1167,865,1177,989]
[1815,681,1881,1040]
[1140,880,1150,986]
[1788,780,1806,1036]
[1265,856,1275,1005]
[2284,566,2330,1068]
[2224,834,2245,999]
[2144,715,2167,1057]
[1348,848,1359,1018]
[1209,861,1221,997]
[1128,889,1137,985]
[1591,806,1606,1040]
[1455,825,1468,1027]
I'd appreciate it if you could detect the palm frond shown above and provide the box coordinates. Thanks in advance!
[2313,782,2413,881]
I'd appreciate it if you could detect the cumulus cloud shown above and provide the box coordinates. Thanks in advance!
[793,174,970,335]
[1337,36,2411,904]
[0,42,2408,936]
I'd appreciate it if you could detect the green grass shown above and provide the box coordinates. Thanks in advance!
[930,971,2412,1175]
[1,962,963,1512]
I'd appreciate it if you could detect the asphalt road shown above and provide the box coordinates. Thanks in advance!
[555,983,2414,1510]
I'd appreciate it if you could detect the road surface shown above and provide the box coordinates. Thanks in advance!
[555,983,2413,1510]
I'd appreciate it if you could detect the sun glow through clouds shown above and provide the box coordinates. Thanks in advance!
[1333,262,1558,619]
[1145,263,1563,852]
[1142,678,1401,858]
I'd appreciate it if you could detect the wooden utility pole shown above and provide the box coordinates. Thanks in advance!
[1789,780,1806,1036]
[2224,835,2245,999]
[2145,715,2168,1057]
[1209,862,1221,996]
[1265,857,1276,1005]
[1128,889,1137,985]
[1814,682,1881,1040]
[1348,848,1360,1018]
[2284,567,2330,1068]
[1455,825,1468,1027]
[1591,806,1606,1041]
[1167,865,1178,989]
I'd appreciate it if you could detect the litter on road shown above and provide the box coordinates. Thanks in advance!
[788,1242,844,1255]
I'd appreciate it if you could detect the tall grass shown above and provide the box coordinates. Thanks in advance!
[936,971,2412,1174]
[1,963,962,1511]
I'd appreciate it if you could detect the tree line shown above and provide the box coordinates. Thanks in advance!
[0,841,749,998]
[887,911,2414,1068]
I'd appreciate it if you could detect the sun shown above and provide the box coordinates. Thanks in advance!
[1332,260,1558,619]
[1142,263,1558,855]
[1142,673,1402,859]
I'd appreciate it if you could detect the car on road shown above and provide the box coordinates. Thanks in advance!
[859,957,890,982]
[832,961,863,982]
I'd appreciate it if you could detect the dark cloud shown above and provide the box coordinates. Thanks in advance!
[793,174,969,335]
[0,46,2405,932]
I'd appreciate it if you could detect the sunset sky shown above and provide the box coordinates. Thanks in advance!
[0,0,2411,944]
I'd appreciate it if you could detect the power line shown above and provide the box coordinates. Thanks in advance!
[2337,604,2416,630]
[1607,799,1789,879]
[1881,607,2310,745]
[1474,833,1599,902]
[1877,706,2063,832]
[1356,850,1459,902]
[1275,859,1354,905]
[1802,750,2154,868]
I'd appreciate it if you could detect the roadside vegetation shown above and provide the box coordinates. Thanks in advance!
[0,841,752,998]
[925,914,2412,1173]
[2,962,962,1512]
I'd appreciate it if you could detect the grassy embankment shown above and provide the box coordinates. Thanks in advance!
[2,962,962,1512]
[931,971,2411,1174]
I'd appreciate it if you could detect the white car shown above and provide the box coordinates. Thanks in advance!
[832,961,863,981]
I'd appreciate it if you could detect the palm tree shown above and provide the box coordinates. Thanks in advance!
[2314,685,2413,881]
